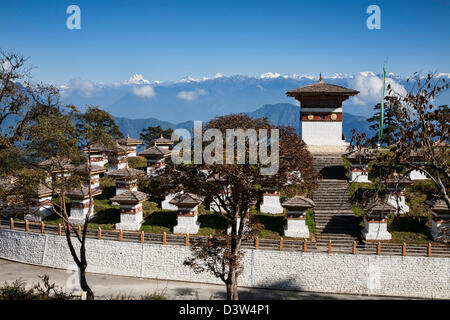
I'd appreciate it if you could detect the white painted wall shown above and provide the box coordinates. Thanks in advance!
[0,229,449,299]
[301,121,347,146]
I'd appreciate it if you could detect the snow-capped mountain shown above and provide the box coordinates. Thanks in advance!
[58,72,450,123]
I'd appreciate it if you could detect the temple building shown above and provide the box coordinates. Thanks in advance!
[425,199,450,241]
[154,135,174,150]
[286,74,359,148]
[260,187,283,214]
[105,143,132,173]
[111,190,149,231]
[139,145,171,176]
[118,135,143,157]
[107,167,145,195]
[344,148,375,183]
[281,196,315,238]
[25,184,53,222]
[67,187,102,225]
[170,193,204,234]
[385,172,413,214]
[85,144,108,167]
[161,189,183,211]
[75,164,107,190]
[362,200,396,240]
[407,150,428,181]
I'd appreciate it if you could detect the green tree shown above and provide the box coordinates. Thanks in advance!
[0,50,60,172]
[352,73,449,207]
[13,105,122,300]
[160,114,318,300]
[366,102,401,146]
[140,125,173,147]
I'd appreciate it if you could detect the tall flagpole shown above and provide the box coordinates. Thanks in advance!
[378,65,386,148]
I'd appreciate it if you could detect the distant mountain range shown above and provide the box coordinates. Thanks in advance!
[114,103,373,147]
[59,72,450,123]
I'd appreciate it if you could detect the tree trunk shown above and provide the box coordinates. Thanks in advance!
[226,270,239,300]
[79,262,94,300]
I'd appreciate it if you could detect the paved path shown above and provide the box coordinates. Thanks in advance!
[0,258,402,300]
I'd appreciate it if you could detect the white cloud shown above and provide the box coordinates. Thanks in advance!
[132,85,155,98]
[350,71,407,105]
[125,74,151,85]
[176,88,207,101]
[65,78,99,97]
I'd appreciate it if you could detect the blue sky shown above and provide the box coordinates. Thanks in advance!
[1,0,449,83]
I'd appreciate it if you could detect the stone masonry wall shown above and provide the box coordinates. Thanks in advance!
[0,229,448,299]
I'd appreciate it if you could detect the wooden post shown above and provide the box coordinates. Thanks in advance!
[185,233,189,246]
[352,241,357,254]
[58,223,62,236]
[427,243,432,257]
[25,219,29,232]
[9,218,14,230]
[303,239,307,253]
[402,243,406,256]
[40,221,45,234]
[255,237,259,250]
[328,240,332,253]
[98,227,102,240]
[279,237,283,251]
[118,229,123,241]
[140,231,144,243]
[162,232,166,245]
[377,242,381,255]
[208,234,212,246]
[77,226,81,237]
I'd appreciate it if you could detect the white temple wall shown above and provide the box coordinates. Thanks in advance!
[260,195,283,214]
[301,121,346,146]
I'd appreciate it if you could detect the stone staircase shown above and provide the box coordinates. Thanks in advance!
[311,153,361,248]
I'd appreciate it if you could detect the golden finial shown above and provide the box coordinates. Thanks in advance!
[319,72,323,83]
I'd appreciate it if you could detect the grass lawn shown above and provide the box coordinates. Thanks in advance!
[20,189,315,240]
[347,180,444,244]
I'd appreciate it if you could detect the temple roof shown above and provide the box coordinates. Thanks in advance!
[286,77,359,97]
[365,200,396,213]
[103,143,134,155]
[110,190,149,203]
[385,172,413,187]
[282,196,315,209]
[169,193,204,206]
[67,187,102,199]
[107,167,145,179]
[39,157,74,171]
[73,164,107,175]
[424,198,450,213]
[84,143,108,153]
[155,135,173,144]
[139,146,171,158]
[118,136,143,146]
[344,148,375,163]
[33,184,53,197]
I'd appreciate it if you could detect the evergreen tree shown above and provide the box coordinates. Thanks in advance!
[367,102,401,146]
[140,125,174,147]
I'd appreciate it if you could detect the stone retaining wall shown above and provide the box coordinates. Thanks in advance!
[0,229,448,299]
